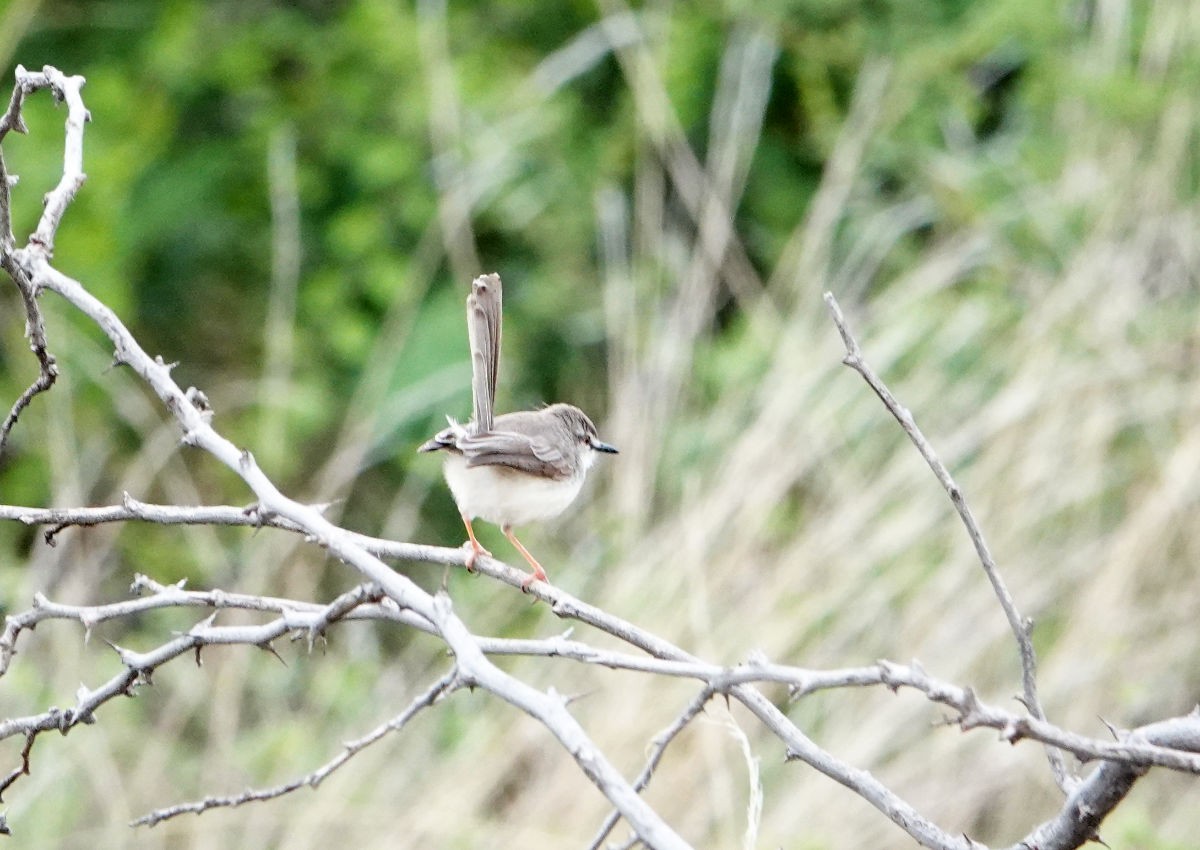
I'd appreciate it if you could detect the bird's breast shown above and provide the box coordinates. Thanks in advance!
[442,453,585,527]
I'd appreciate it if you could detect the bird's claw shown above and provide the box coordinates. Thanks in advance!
[463,540,491,573]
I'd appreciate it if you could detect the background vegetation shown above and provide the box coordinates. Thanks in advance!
[2,0,1199,847]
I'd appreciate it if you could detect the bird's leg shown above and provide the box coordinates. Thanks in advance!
[460,514,491,572]
[503,525,550,590]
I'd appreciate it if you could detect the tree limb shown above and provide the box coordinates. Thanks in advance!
[824,290,1071,793]
[132,668,461,828]
[2,69,692,850]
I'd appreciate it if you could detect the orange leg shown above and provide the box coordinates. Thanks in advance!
[503,525,550,590]
[461,514,491,572]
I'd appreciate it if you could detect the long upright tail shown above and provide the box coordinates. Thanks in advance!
[466,273,502,433]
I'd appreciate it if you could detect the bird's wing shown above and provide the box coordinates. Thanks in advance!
[457,429,573,479]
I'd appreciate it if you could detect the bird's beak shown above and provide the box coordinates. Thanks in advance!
[590,437,618,454]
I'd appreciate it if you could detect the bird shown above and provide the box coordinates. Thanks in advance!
[418,273,617,589]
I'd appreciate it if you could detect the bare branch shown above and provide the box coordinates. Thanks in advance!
[525,567,978,849]
[0,584,382,739]
[16,570,1200,850]
[0,574,393,677]
[132,669,460,828]
[0,64,39,140]
[589,687,714,850]
[0,269,57,453]
[0,493,974,849]
[869,661,1200,773]
[21,65,90,254]
[13,491,1200,848]
[0,733,36,803]
[0,494,490,570]
[0,494,315,545]
[0,64,88,454]
[17,560,1200,785]
[11,124,692,848]
[1010,713,1200,850]
[823,291,1071,793]
[0,191,57,456]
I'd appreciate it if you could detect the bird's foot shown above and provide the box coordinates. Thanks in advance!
[463,540,492,573]
[520,563,550,593]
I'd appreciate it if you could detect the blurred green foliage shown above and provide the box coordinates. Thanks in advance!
[0,0,1111,508]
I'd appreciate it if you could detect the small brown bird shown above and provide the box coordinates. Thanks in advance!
[419,273,617,588]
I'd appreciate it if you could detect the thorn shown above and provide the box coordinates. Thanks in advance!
[259,641,287,667]
[188,612,218,635]
[305,625,326,654]
[105,639,147,675]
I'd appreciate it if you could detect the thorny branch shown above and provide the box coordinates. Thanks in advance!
[824,291,1072,794]
[132,669,461,827]
[0,63,1198,850]
[6,557,1200,847]
[0,65,84,454]
[0,583,385,749]
[9,569,1199,778]
[587,688,715,850]
[0,64,690,850]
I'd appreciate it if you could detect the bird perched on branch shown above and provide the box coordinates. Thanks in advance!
[419,273,617,589]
